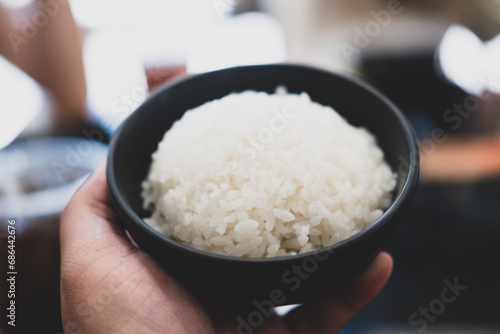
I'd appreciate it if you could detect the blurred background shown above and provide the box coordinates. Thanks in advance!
[1,0,500,333]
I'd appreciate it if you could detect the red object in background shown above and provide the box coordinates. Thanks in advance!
[420,137,500,182]
[145,64,187,92]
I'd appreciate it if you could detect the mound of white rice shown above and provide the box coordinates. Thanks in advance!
[142,90,396,258]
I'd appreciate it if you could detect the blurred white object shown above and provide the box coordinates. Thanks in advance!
[274,304,299,316]
[83,31,148,134]
[136,27,189,68]
[0,56,45,150]
[439,25,500,95]
[186,13,287,74]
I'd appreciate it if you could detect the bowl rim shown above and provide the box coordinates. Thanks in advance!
[107,63,420,264]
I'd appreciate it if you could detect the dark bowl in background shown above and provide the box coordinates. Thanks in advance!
[106,64,419,305]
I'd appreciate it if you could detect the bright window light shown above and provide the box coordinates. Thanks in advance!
[70,0,218,29]
[186,13,287,74]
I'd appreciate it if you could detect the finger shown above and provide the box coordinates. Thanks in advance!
[60,160,143,299]
[285,252,393,334]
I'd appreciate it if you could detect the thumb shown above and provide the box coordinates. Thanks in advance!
[60,162,216,334]
[60,161,136,267]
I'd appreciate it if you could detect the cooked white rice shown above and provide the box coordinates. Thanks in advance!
[142,90,396,258]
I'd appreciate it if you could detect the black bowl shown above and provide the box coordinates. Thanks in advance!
[107,64,419,305]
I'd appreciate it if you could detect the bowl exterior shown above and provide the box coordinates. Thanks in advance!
[107,64,419,304]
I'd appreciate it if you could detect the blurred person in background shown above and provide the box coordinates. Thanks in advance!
[0,0,86,134]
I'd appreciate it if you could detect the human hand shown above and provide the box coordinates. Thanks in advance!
[60,163,393,333]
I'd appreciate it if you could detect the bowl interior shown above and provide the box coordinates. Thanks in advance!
[108,64,417,256]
